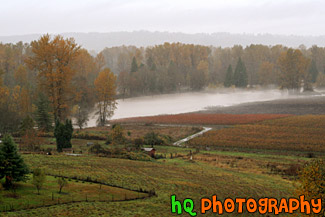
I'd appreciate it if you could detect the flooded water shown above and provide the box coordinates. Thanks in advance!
[86,89,304,127]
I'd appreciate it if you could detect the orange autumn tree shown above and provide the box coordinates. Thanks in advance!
[26,34,80,121]
[94,68,117,126]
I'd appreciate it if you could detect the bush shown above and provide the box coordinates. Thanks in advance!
[88,143,105,155]
[73,132,106,140]
[144,132,163,147]
[133,138,144,150]
[154,154,166,159]
[283,164,301,177]
[306,152,315,158]
[111,124,126,145]
[160,134,172,144]
[106,134,112,145]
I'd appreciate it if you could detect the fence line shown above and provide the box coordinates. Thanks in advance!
[1,194,150,213]
[1,174,157,213]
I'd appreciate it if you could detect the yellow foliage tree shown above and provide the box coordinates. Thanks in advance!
[14,65,28,87]
[94,68,117,126]
[278,49,310,91]
[26,34,80,121]
[296,159,325,216]
[258,61,275,85]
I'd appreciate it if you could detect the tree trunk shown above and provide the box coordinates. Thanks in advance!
[4,176,12,189]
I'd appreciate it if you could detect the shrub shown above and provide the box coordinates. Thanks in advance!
[133,138,144,150]
[111,124,126,145]
[32,168,46,194]
[283,164,301,177]
[306,152,315,158]
[106,134,112,145]
[144,132,163,147]
[88,143,105,155]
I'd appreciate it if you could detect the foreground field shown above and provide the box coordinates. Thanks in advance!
[2,114,324,216]
[2,152,298,217]
[0,175,143,212]
[113,113,291,125]
[188,115,325,154]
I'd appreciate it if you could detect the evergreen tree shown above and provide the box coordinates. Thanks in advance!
[147,56,156,71]
[54,119,73,152]
[130,56,138,73]
[224,65,233,87]
[309,59,318,83]
[34,94,53,132]
[65,119,73,147]
[0,134,29,189]
[233,58,248,88]
[19,115,35,135]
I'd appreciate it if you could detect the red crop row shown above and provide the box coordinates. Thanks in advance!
[113,113,291,125]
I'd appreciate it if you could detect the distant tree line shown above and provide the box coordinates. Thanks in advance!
[100,43,325,97]
[1,36,325,133]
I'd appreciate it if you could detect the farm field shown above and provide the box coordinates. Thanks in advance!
[78,124,201,141]
[188,115,325,154]
[22,124,202,154]
[3,153,297,217]
[113,113,291,125]
[1,114,324,216]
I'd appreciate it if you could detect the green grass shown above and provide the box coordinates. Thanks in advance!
[0,175,145,213]
[1,153,297,216]
[5,115,323,216]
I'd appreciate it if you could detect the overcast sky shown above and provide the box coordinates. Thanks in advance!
[0,0,324,36]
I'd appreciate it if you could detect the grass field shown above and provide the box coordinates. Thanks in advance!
[0,175,144,212]
[2,153,295,216]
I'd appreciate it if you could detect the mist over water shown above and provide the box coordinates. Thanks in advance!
[86,89,306,127]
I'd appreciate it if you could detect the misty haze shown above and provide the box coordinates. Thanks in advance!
[0,1,324,217]
[87,89,318,127]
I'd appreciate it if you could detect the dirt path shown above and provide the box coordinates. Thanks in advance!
[173,127,212,146]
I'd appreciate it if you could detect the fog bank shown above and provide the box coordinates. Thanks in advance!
[86,89,308,127]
